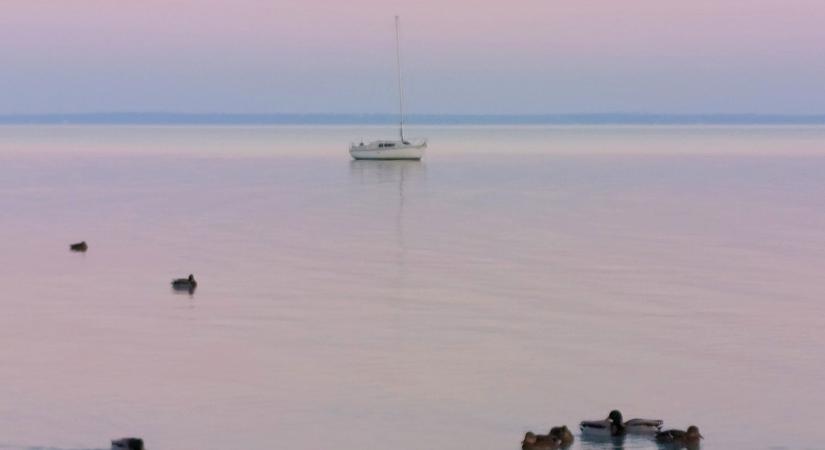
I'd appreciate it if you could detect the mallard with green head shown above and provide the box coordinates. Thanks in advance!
[581,410,663,436]
[580,410,626,436]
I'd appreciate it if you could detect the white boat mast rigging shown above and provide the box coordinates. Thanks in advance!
[395,15,406,143]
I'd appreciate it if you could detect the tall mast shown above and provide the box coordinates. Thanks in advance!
[395,15,405,142]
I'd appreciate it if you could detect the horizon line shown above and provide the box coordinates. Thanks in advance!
[1,112,825,125]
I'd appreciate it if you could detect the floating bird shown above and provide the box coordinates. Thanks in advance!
[656,425,703,446]
[521,431,561,450]
[171,274,197,291]
[70,241,88,252]
[625,418,664,433]
[111,437,144,450]
[580,410,626,437]
[580,410,662,436]
[549,425,574,446]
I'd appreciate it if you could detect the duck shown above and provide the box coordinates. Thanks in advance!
[580,410,663,436]
[521,431,561,450]
[580,410,625,437]
[656,425,703,446]
[111,437,144,450]
[625,417,664,433]
[171,274,197,291]
[70,241,88,252]
[549,425,574,446]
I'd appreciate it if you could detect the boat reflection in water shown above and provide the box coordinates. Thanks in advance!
[348,159,425,270]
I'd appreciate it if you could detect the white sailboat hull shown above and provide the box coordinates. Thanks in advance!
[349,141,426,160]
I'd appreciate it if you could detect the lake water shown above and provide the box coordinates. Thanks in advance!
[0,125,824,450]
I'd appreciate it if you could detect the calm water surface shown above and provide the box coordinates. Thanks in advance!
[0,126,824,450]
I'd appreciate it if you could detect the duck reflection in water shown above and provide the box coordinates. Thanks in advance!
[578,433,627,450]
[577,432,701,450]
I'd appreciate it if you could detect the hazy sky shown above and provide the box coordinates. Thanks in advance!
[1,0,824,114]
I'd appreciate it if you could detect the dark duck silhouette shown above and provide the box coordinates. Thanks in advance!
[111,437,144,450]
[171,274,197,292]
[70,241,88,252]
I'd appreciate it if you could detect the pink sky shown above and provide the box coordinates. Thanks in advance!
[2,0,824,113]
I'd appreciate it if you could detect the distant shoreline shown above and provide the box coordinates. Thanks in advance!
[1,113,824,125]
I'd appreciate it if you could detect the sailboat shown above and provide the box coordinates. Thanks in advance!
[350,16,427,160]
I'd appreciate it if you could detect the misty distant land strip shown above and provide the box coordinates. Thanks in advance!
[1,113,825,125]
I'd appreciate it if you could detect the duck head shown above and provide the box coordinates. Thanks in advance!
[522,432,538,445]
[608,410,625,435]
[549,425,574,444]
[188,274,195,282]
[686,426,703,440]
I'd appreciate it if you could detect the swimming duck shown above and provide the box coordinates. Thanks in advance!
[521,431,561,450]
[111,437,144,450]
[171,274,197,291]
[625,418,664,433]
[580,410,663,436]
[656,425,703,446]
[549,425,574,446]
[70,241,88,252]
[580,410,625,437]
